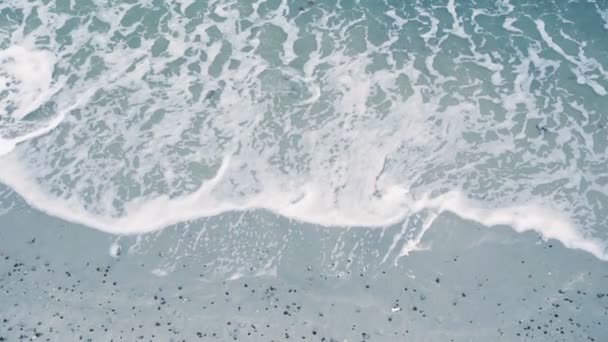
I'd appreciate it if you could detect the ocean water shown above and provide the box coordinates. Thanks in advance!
[0,0,607,340]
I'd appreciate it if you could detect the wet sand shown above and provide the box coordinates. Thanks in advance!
[1,189,606,341]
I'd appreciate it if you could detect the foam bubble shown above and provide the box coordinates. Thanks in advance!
[0,45,63,156]
[0,138,15,156]
[598,8,608,30]
[109,241,122,258]
[0,46,55,120]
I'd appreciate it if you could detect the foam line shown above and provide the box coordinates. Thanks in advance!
[0,151,605,261]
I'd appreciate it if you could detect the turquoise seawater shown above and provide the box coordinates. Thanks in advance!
[0,0,607,340]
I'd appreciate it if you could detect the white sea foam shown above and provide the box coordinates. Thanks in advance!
[0,46,56,120]
[0,0,606,263]
[0,138,15,156]
[0,45,63,155]
[598,8,608,30]
[503,18,521,33]
[535,19,608,96]
[400,192,607,261]
[109,241,122,258]
[446,0,468,39]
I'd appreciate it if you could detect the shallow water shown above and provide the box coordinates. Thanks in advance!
[1,0,608,340]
